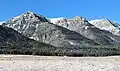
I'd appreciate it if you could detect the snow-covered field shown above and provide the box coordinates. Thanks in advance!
[0,55,120,71]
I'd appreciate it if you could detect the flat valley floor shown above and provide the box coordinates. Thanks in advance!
[0,55,120,71]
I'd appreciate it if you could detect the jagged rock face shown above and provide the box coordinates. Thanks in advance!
[50,17,120,45]
[89,19,120,36]
[5,12,98,47]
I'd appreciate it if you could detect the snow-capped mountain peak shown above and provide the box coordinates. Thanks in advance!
[6,11,49,33]
[89,19,120,36]
[9,11,49,24]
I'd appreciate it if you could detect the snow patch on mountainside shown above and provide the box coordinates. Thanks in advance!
[0,21,6,25]
[49,17,65,24]
[89,19,104,24]
[12,16,21,22]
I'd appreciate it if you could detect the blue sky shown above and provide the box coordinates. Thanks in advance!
[0,0,120,22]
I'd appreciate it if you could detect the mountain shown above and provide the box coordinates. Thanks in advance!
[49,16,120,45]
[4,11,98,48]
[1,11,120,56]
[89,19,120,36]
[1,25,119,57]
[0,25,58,55]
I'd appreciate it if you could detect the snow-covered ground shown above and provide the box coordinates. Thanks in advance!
[0,55,120,71]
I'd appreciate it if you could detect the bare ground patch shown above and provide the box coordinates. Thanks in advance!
[0,55,120,71]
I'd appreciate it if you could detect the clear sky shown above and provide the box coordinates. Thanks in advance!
[0,0,120,22]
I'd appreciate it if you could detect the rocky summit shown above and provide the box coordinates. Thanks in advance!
[1,11,120,56]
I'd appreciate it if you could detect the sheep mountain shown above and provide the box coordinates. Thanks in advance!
[1,11,120,56]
